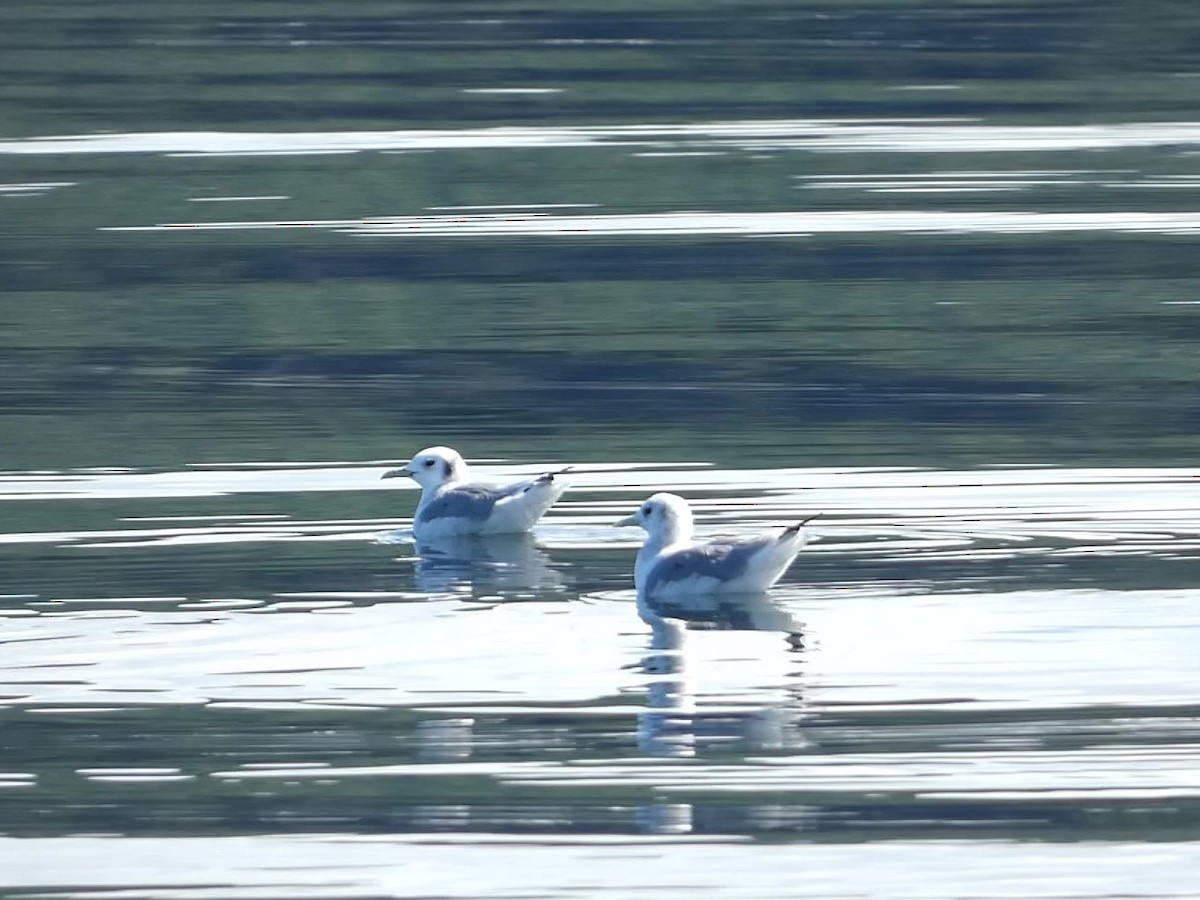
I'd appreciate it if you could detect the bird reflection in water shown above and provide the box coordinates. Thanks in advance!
[633,591,807,835]
[405,532,567,597]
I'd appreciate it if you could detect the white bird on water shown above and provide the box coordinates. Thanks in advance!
[382,445,571,540]
[616,492,818,600]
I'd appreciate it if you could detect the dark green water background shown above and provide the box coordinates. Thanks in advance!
[4,1,1200,474]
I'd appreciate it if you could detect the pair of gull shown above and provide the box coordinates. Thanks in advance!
[384,446,818,600]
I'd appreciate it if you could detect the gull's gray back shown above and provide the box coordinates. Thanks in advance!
[644,536,770,596]
[417,481,526,524]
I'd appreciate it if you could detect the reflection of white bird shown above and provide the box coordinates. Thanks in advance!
[635,595,807,764]
[410,532,564,595]
[619,494,816,600]
[382,446,570,540]
[638,615,696,760]
[616,492,818,600]
[638,589,804,635]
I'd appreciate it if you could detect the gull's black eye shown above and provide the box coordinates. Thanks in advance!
[423,459,435,467]
[642,505,652,515]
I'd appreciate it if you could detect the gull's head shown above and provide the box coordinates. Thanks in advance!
[614,492,694,539]
[382,446,466,488]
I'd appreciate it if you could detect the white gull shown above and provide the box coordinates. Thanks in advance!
[616,492,818,600]
[383,445,570,540]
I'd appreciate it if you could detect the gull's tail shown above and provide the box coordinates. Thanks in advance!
[536,465,575,484]
[780,512,821,540]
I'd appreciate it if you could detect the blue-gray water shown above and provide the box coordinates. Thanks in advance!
[3,2,1200,897]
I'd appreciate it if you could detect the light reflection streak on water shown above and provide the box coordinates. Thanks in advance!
[501,745,1200,796]
[0,580,1196,713]
[0,181,76,196]
[204,743,1200,797]
[0,464,1198,559]
[100,209,1200,237]
[13,461,1190,501]
[0,465,1197,560]
[7,836,1196,900]
[5,119,1200,156]
[800,171,1200,194]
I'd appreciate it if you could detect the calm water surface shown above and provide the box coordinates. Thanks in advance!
[2,1,1200,897]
